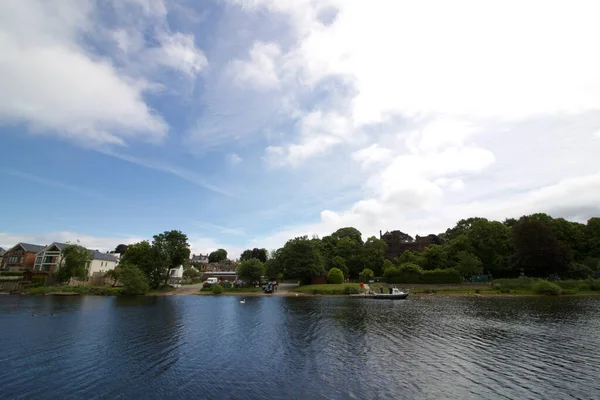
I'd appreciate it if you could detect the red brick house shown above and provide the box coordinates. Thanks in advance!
[0,243,45,272]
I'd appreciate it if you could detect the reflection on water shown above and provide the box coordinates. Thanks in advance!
[1,295,600,399]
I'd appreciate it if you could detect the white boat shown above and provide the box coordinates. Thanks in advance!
[370,287,409,300]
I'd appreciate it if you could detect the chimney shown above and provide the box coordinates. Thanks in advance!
[379,230,382,238]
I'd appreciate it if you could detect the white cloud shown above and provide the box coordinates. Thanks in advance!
[227,153,243,165]
[0,232,145,253]
[150,32,208,77]
[228,42,282,90]
[0,0,207,146]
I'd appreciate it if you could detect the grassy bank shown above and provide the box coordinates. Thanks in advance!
[291,283,364,295]
[25,286,124,296]
[199,286,263,294]
[369,279,600,296]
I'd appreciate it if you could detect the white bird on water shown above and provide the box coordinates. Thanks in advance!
[240,299,245,304]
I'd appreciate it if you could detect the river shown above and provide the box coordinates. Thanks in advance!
[1,295,599,399]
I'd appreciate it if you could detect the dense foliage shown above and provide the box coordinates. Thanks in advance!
[120,230,191,289]
[240,248,268,263]
[56,243,93,283]
[236,258,265,283]
[262,214,600,284]
[327,268,344,284]
[208,249,228,263]
[119,264,149,295]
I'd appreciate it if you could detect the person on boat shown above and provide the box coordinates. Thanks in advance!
[379,287,383,294]
[389,284,393,294]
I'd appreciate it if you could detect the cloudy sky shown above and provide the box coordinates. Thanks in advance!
[1,0,599,257]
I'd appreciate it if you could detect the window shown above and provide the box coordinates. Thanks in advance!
[9,256,18,263]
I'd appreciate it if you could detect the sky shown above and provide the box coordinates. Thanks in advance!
[1,0,600,258]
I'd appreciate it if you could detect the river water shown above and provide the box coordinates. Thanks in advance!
[1,295,599,399]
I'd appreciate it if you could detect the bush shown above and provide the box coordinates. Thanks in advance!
[211,284,224,294]
[119,265,149,295]
[0,272,24,276]
[344,286,360,295]
[359,268,374,283]
[221,280,232,288]
[328,268,344,284]
[532,280,562,296]
[421,269,461,284]
[203,282,213,288]
[29,276,45,288]
[566,263,593,280]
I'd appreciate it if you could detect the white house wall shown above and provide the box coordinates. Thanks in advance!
[87,259,116,277]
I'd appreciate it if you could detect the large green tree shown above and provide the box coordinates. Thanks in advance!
[279,236,324,282]
[153,230,191,270]
[513,218,572,278]
[331,227,364,245]
[209,249,228,263]
[240,248,268,263]
[57,244,93,283]
[334,236,364,278]
[363,236,387,276]
[236,258,265,283]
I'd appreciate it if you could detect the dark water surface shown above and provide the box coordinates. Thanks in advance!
[1,295,599,399]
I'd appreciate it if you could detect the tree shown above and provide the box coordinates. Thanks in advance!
[153,230,190,269]
[327,268,344,284]
[331,256,348,279]
[279,236,324,282]
[359,268,374,283]
[363,236,387,276]
[334,236,364,278]
[420,244,449,270]
[119,263,149,295]
[331,227,364,245]
[105,269,120,287]
[119,241,152,267]
[513,218,572,278]
[240,248,268,263]
[454,251,483,277]
[585,218,600,258]
[56,244,93,283]
[114,244,129,254]
[236,258,265,283]
[265,258,282,280]
[209,249,228,263]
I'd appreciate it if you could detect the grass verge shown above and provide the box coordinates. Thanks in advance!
[291,283,363,295]
[25,286,124,295]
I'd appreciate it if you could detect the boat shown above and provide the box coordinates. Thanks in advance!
[370,287,409,300]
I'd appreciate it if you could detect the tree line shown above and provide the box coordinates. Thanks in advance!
[233,213,600,285]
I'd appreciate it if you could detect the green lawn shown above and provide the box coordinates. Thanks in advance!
[291,283,364,295]
[199,286,262,293]
[25,286,124,295]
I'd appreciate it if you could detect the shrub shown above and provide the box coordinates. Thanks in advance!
[421,269,461,284]
[474,289,481,294]
[211,284,224,294]
[119,265,149,295]
[203,282,213,288]
[0,272,24,276]
[328,268,344,284]
[532,280,562,296]
[359,268,374,283]
[29,276,45,288]
[566,263,593,280]
[344,286,360,295]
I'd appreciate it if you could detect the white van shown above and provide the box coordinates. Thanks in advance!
[205,277,218,285]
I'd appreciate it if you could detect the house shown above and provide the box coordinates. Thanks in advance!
[86,251,117,277]
[33,242,117,277]
[1,243,45,271]
[190,253,209,267]
[34,242,69,273]
[169,265,184,285]
[0,247,5,267]
[379,230,441,258]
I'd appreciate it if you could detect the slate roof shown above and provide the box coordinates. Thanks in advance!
[89,251,118,262]
[18,243,46,253]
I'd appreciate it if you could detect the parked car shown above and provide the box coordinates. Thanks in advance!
[205,277,218,285]
[263,283,274,294]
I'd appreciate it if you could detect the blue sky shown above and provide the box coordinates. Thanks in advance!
[2,0,600,257]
